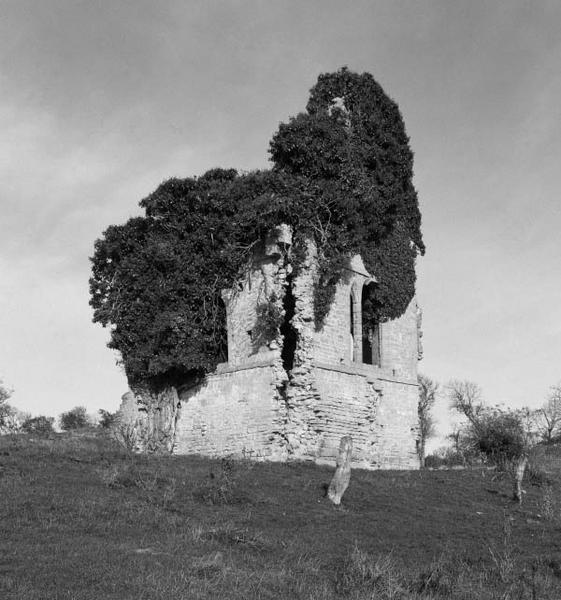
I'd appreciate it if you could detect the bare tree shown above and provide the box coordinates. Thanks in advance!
[447,379,484,430]
[417,374,438,466]
[535,383,561,443]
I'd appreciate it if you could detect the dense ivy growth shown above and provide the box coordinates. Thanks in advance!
[90,68,424,388]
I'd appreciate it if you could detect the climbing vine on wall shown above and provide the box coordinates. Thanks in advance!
[89,68,424,389]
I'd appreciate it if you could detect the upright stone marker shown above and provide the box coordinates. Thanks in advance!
[328,436,353,506]
[512,455,528,504]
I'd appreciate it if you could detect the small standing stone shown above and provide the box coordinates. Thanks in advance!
[328,436,353,506]
[512,455,528,504]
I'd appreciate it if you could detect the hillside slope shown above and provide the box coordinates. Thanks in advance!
[1,433,561,599]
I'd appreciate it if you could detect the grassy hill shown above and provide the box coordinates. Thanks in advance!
[1,432,561,599]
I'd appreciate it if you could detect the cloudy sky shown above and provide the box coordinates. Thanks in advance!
[1,1,560,441]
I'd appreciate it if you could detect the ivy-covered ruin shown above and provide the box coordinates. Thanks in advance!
[90,68,425,467]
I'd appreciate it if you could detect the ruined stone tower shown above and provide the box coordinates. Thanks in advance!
[119,224,422,469]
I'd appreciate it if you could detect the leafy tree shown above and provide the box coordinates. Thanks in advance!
[59,406,89,431]
[417,374,438,466]
[21,415,54,436]
[270,68,423,325]
[90,68,424,395]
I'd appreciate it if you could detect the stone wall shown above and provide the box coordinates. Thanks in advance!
[373,377,419,468]
[174,359,288,460]
[311,256,368,366]
[380,299,419,380]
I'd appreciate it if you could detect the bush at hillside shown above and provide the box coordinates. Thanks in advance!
[475,410,526,465]
[98,409,117,429]
[59,406,89,431]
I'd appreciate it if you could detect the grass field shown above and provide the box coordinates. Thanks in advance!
[2,432,561,599]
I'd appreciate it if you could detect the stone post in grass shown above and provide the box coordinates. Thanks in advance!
[328,436,353,506]
[512,454,528,504]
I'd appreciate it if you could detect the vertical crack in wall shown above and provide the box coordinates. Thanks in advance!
[280,273,297,374]
[278,240,323,460]
[268,243,298,457]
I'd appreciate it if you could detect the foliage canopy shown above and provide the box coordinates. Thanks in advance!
[90,68,424,389]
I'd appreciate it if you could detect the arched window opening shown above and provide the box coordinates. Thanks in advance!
[361,283,381,366]
[217,297,229,363]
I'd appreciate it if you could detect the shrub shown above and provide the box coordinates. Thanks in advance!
[112,422,138,452]
[59,406,89,431]
[475,411,526,465]
[526,462,551,487]
[448,380,529,467]
[424,453,447,469]
[21,415,54,436]
[98,409,117,429]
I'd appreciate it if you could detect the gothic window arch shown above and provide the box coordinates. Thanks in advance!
[361,281,381,366]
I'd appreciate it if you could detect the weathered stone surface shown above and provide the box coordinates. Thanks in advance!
[117,228,421,469]
[116,387,180,453]
[328,436,353,505]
